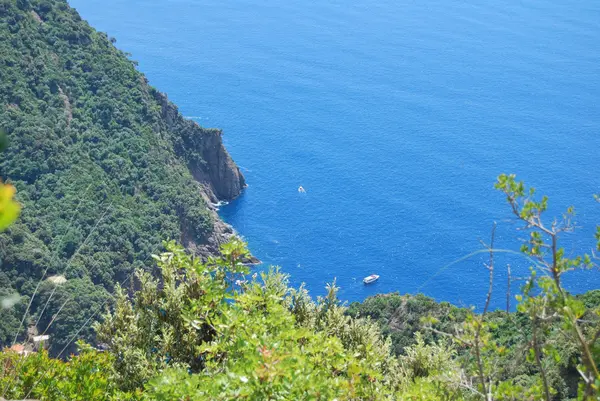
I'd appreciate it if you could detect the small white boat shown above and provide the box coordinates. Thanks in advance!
[363,274,379,284]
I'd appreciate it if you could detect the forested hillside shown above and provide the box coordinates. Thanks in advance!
[0,0,245,352]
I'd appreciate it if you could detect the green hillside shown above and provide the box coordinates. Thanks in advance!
[0,0,245,351]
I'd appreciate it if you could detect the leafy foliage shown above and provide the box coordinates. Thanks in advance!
[0,342,140,401]
[0,179,20,231]
[347,292,469,355]
[97,240,411,400]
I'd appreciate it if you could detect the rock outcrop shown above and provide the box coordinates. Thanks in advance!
[154,90,246,203]
[153,90,253,259]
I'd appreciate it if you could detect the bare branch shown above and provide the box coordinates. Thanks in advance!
[506,264,511,314]
[483,223,497,316]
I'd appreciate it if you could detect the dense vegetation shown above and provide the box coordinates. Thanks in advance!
[0,0,242,352]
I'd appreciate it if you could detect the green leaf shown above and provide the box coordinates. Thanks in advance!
[0,182,20,231]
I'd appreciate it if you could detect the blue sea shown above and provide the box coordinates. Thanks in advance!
[70,0,600,310]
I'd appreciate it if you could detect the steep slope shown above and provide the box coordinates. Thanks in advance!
[0,0,245,348]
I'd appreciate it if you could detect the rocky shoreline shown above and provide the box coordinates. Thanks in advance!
[153,90,258,263]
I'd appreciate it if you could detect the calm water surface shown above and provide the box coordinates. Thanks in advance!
[70,0,600,309]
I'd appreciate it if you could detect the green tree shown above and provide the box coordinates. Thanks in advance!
[494,174,599,400]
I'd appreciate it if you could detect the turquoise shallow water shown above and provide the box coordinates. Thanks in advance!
[70,0,600,309]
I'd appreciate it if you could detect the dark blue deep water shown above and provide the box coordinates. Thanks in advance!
[70,0,600,309]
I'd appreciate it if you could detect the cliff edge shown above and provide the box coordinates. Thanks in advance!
[154,91,246,204]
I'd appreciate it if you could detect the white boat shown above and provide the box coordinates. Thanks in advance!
[363,274,379,284]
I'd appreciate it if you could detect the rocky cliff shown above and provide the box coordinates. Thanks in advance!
[152,90,247,256]
[154,91,246,203]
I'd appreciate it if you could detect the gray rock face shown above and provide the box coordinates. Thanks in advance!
[154,90,246,203]
[188,128,246,202]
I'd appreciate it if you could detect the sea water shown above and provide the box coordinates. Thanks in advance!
[70,0,600,309]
